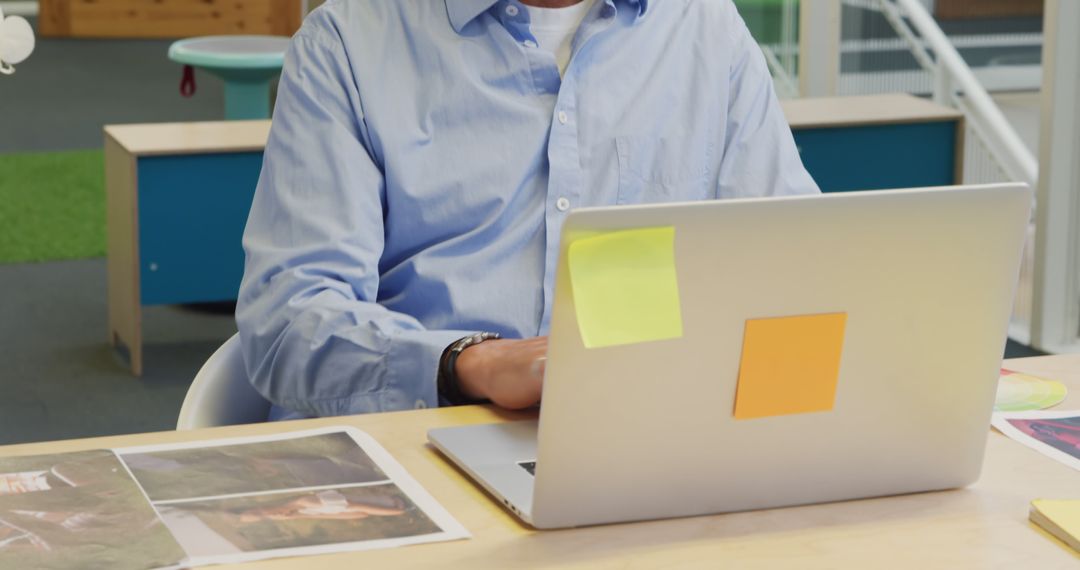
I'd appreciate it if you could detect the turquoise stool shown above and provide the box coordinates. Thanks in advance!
[168,35,290,120]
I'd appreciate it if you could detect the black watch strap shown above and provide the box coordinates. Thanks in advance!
[438,332,501,406]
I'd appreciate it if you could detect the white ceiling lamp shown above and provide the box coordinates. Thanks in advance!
[0,5,35,75]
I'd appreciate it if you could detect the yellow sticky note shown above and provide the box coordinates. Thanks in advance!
[1031,499,1080,553]
[733,313,847,420]
[567,227,683,349]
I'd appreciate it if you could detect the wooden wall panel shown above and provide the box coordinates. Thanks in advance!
[39,0,302,38]
[37,0,72,36]
[935,0,1043,20]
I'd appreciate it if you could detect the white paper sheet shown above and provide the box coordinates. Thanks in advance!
[115,426,469,567]
[991,410,1080,471]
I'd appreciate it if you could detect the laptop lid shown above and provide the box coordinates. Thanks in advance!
[530,184,1031,529]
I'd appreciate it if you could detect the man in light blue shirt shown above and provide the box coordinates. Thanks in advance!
[238,0,820,421]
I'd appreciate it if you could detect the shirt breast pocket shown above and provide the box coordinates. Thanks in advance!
[615,136,711,205]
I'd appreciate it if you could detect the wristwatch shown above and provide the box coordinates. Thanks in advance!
[438,332,501,405]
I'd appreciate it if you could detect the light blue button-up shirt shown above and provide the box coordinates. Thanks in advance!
[237,0,820,420]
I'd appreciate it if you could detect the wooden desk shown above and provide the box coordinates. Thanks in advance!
[2,356,1077,568]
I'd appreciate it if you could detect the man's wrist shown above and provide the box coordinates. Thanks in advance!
[454,343,491,400]
[437,332,500,405]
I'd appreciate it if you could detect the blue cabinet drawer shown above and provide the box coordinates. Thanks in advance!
[793,121,959,193]
[129,122,959,305]
[137,152,263,305]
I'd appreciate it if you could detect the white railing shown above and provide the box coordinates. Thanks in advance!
[741,0,801,99]
[884,0,1038,189]
[790,0,1044,344]
[761,45,800,99]
[755,0,1044,98]
[878,0,1040,343]
[1031,0,1080,353]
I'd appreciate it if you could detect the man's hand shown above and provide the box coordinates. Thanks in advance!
[455,337,548,409]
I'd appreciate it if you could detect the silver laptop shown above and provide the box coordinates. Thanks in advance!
[429,183,1032,529]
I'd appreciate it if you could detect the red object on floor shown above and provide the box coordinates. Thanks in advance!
[180,64,196,97]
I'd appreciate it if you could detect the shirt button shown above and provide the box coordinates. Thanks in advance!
[524,39,538,48]
[556,197,571,212]
[414,399,428,409]
[505,4,519,16]
[557,111,568,125]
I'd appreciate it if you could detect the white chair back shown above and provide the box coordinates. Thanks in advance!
[176,333,271,430]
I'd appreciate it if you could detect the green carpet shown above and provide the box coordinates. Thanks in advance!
[0,149,106,263]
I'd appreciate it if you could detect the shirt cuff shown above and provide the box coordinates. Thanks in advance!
[272,328,476,418]
[385,328,476,410]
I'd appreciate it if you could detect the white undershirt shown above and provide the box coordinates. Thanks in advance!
[523,0,597,75]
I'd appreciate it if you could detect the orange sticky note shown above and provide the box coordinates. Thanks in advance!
[733,313,847,420]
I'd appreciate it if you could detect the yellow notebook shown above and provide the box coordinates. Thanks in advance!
[1030,499,1080,553]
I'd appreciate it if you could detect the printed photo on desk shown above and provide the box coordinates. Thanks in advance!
[0,450,186,570]
[992,410,1080,471]
[121,430,388,501]
[115,427,469,567]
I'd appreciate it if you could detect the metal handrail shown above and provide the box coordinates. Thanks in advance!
[761,45,799,99]
[886,0,1039,190]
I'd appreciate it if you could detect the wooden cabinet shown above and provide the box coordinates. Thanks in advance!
[105,121,269,375]
[38,0,302,38]
[784,94,964,193]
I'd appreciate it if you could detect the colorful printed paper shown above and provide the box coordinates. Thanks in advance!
[0,428,469,569]
[995,369,1068,412]
[117,428,469,566]
[992,410,1080,472]
[567,227,683,349]
[733,313,847,420]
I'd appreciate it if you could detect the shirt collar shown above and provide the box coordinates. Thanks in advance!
[446,0,649,34]
[446,0,499,33]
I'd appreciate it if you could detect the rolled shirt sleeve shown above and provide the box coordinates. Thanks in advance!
[236,31,471,418]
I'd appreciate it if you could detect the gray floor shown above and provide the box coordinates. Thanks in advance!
[0,259,236,445]
[0,19,225,153]
[2,24,236,445]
